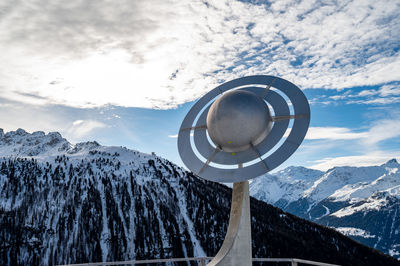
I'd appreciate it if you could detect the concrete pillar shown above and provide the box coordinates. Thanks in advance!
[207,181,252,266]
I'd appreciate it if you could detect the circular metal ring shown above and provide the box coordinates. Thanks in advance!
[177,75,310,183]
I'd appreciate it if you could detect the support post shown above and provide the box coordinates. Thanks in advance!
[207,181,252,266]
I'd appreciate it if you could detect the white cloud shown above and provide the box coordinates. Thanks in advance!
[329,95,348,100]
[305,127,367,140]
[310,154,399,171]
[72,120,84,126]
[378,85,400,96]
[303,116,400,144]
[0,0,399,109]
[358,90,377,97]
[305,118,400,170]
[362,118,400,146]
[347,97,400,105]
[68,120,107,138]
[168,134,178,138]
[343,84,400,105]
[317,84,400,106]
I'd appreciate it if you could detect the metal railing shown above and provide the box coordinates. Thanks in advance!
[58,257,340,266]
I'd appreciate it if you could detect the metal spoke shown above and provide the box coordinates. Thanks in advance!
[271,114,308,122]
[260,77,277,98]
[180,125,207,132]
[250,143,269,171]
[198,147,220,175]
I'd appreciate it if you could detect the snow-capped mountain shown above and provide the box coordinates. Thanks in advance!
[250,166,323,209]
[0,128,71,157]
[250,160,400,258]
[0,128,398,265]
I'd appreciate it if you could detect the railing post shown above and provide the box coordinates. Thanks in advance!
[291,260,298,266]
[200,258,206,266]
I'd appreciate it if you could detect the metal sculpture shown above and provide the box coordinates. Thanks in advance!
[177,75,310,266]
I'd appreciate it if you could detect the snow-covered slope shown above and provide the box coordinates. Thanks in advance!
[304,165,389,203]
[250,166,322,208]
[1,128,398,265]
[250,159,400,259]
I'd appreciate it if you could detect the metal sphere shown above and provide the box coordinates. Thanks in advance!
[206,90,272,152]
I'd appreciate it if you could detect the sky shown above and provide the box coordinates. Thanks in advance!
[0,0,399,172]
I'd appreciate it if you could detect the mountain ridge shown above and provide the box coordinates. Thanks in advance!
[250,158,400,258]
[0,128,398,265]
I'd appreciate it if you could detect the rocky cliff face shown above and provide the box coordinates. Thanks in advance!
[0,129,398,265]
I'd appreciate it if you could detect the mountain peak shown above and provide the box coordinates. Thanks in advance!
[15,128,27,135]
[2,128,28,138]
[67,141,100,154]
[0,128,71,157]
[276,165,323,182]
[48,131,63,139]
[384,158,398,165]
[32,131,45,137]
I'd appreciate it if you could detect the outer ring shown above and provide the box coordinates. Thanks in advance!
[177,75,310,183]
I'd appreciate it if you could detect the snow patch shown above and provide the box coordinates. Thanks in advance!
[335,227,376,239]
[331,197,388,218]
